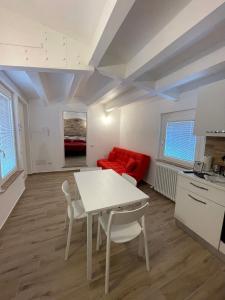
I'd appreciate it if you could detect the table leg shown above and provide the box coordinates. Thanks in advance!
[87,212,93,280]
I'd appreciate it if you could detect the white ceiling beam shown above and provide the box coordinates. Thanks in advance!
[125,0,225,81]
[97,64,126,80]
[65,73,75,100]
[86,79,122,106]
[155,45,225,94]
[0,63,94,74]
[102,44,225,106]
[0,71,28,103]
[133,80,179,101]
[157,91,179,101]
[64,71,94,103]
[26,71,49,105]
[133,80,156,94]
[104,88,150,110]
[88,0,136,67]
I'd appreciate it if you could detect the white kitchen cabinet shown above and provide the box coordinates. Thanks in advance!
[194,79,225,136]
[175,173,225,249]
[219,241,225,255]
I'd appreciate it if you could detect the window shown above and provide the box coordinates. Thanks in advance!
[0,87,17,182]
[164,120,196,162]
[159,110,202,166]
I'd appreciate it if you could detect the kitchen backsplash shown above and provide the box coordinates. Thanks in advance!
[205,137,225,165]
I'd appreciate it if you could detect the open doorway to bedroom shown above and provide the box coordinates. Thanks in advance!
[63,111,87,168]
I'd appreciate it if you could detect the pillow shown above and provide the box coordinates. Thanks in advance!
[108,151,116,161]
[126,158,137,172]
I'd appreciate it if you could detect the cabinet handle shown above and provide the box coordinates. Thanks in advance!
[188,194,206,205]
[190,182,208,191]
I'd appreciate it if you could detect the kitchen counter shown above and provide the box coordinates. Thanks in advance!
[175,171,225,260]
[179,171,225,193]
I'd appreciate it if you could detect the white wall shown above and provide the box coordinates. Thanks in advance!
[28,100,87,172]
[119,90,198,185]
[28,100,120,172]
[0,172,25,229]
[87,105,120,166]
[0,75,28,229]
[28,89,198,184]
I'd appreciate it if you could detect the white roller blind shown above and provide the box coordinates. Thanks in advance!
[0,92,17,179]
[164,120,196,162]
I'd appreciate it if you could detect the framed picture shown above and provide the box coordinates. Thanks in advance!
[193,161,204,173]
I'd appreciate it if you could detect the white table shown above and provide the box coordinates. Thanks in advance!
[74,169,149,280]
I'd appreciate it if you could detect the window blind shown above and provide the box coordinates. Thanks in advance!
[164,120,196,162]
[0,93,17,179]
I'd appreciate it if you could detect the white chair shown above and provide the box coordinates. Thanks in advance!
[96,202,150,294]
[122,173,137,186]
[62,180,86,260]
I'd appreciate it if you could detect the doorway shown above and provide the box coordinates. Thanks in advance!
[63,111,87,168]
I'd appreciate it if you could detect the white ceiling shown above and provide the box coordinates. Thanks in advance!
[4,70,38,100]
[4,70,76,103]
[137,19,225,81]
[1,0,225,109]
[0,0,107,44]
[76,71,112,101]
[104,0,192,63]
[100,84,133,104]
[40,72,74,102]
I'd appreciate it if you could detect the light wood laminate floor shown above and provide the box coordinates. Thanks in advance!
[0,172,225,300]
[64,156,86,168]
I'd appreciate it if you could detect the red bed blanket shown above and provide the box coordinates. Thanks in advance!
[64,139,86,154]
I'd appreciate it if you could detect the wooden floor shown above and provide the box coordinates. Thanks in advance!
[64,156,86,168]
[0,172,225,300]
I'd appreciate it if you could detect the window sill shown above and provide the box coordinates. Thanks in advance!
[0,171,24,194]
[156,159,193,170]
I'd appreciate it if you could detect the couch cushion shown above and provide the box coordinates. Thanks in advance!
[98,147,150,182]
[97,160,126,174]
[108,151,116,161]
[126,158,137,172]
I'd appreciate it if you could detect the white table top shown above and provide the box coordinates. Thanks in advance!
[74,169,149,213]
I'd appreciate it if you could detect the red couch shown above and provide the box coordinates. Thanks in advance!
[97,147,150,182]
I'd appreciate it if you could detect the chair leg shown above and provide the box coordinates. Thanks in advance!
[64,212,68,229]
[138,234,143,257]
[96,219,101,251]
[65,219,73,260]
[143,231,150,271]
[99,225,102,246]
[105,237,111,294]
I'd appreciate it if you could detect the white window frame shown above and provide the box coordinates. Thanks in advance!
[159,109,205,168]
[0,84,18,186]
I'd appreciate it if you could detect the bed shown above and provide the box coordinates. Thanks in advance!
[64,137,86,155]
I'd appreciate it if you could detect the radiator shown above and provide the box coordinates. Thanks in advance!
[154,162,180,201]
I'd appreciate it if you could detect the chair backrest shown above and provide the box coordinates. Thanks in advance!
[62,180,72,207]
[109,202,149,228]
[122,173,137,186]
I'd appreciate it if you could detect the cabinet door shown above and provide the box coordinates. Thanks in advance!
[175,187,224,248]
[194,79,225,136]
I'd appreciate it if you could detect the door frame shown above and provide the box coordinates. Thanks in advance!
[61,110,87,168]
